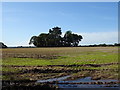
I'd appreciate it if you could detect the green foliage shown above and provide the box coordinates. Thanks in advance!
[29,27,83,47]
[0,42,7,48]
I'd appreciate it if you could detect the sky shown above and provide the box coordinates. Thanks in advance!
[1,0,120,2]
[2,2,118,46]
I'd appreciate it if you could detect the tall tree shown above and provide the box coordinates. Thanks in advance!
[29,27,83,47]
[63,31,83,46]
[64,30,73,46]
[72,34,83,46]
[48,27,62,46]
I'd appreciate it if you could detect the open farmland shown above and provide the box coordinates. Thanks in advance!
[1,47,119,89]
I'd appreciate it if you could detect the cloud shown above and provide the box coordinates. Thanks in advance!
[4,39,33,47]
[77,31,118,45]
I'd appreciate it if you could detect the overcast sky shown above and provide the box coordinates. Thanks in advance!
[2,2,118,46]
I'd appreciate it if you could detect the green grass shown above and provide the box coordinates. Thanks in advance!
[3,58,52,66]
[2,53,117,66]
[2,66,22,72]
[2,47,118,66]
[2,47,119,81]
[55,52,117,65]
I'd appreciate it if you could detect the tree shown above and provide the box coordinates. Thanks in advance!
[0,42,7,48]
[64,31,83,46]
[114,43,120,46]
[72,34,83,46]
[64,31,72,46]
[48,27,62,46]
[29,36,39,47]
[29,27,83,47]
[38,33,49,47]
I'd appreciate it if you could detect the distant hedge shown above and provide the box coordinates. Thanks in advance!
[79,43,120,47]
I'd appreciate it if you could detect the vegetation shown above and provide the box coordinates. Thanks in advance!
[80,43,120,47]
[0,42,7,48]
[2,47,118,81]
[29,27,83,47]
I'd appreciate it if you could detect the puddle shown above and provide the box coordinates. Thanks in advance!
[37,76,119,88]
[60,77,118,83]
[58,84,119,88]
[37,75,71,83]
[57,77,119,88]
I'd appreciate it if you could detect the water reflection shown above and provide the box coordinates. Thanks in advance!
[37,76,119,89]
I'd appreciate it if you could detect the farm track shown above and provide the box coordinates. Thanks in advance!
[2,62,118,82]
[2,68,118,76]
[2,62,119,75]
[3,69,118,76]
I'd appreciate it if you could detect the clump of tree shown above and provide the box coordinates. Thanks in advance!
[114,43,120,46]
[29,27,83,47]
[0,42,7,48]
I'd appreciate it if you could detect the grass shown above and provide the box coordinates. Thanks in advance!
[1,47,119,81]
[2,50,118,66]
[3,58,52,66]
[2,47,118,66]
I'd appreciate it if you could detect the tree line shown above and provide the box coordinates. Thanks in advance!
[79,43,120,47]
[29,27,83,47]
[1,42,120,48]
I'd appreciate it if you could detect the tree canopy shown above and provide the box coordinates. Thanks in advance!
[0,42,7,48]
[29,27,83,47]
